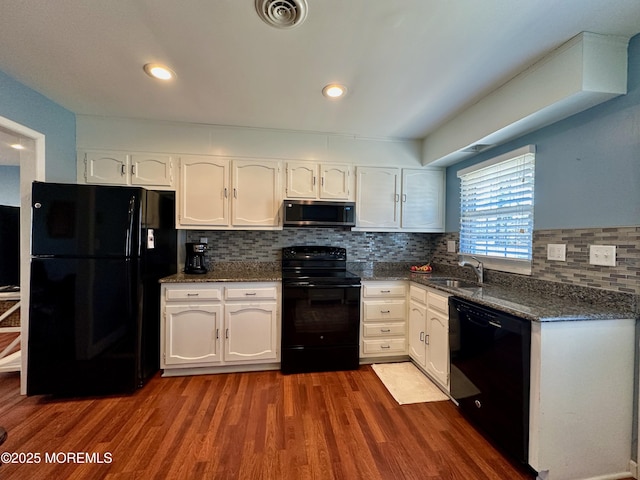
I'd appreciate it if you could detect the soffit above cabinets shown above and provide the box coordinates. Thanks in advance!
[422,33,630,166]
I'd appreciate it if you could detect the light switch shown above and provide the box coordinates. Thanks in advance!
[447,240,456,253]
[547,244,566,261]
[589,245,616,266]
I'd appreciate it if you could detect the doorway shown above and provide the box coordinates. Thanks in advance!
[0,115,45,395]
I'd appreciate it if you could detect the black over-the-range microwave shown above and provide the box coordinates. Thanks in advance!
[283,200,356,227]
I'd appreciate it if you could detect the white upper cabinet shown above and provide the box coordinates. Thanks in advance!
[355,166,445,232]
[356,167,400,229]
[79,150,173,188]
[285,162,352,200]
[178,156,229,227]
[231,159,281,228]
[177,156,281,230]
[401,168,445,231]
[320,164,352,199]
[285,162,317,198]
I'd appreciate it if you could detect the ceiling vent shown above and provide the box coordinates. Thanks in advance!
[255,0,308,29]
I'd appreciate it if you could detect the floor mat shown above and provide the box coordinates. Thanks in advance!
[371,362,449,405]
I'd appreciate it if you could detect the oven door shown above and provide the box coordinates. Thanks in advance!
[282,283,361,347]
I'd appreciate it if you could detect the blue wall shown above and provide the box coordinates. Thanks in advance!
[0,70,76,182]
[445,33,640,231]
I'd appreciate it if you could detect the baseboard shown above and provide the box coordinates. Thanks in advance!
[630,459,638,479]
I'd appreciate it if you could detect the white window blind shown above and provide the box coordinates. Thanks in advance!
[457,145,535,262]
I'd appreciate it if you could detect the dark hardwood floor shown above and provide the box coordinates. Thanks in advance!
[0,363,537,480]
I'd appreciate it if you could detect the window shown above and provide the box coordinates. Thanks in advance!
[457,145,535,275]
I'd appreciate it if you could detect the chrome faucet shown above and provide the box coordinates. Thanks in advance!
[459,256,484,284]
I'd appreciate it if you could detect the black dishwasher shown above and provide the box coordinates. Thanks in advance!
[449,297,531,464]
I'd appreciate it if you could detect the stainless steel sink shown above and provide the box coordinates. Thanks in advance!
[428,278,479,289]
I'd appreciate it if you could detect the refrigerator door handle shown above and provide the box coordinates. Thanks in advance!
[126,195,136,256]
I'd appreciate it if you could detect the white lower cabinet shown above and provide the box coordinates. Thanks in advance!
[360,281,408,359]
[408,283,450,390]
[224,302,278,362]
[164,303,223,365]
[161,282,280,374]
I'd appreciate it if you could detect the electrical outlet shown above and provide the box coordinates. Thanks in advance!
[589,245,616,266]
[447,240,456,253]
[547,244,566,261]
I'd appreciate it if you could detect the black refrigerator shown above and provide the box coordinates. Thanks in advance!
[27,182,177,396]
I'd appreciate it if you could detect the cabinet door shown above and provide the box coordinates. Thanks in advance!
[232,160,281,227]
[408,299,427,367]
[84,151,129,185]
[224,303,278,362]
[178,156,229,227]
[401,169,445,230]
[426,308,449,388]
[286,162,317,198]
[320,164,351,199]
[356,167,400,228]
[131,154,172,186]
[164,304,222,365]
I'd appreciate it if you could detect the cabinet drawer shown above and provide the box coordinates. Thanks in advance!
[363,322,405,338]
[225,286,277,301]
[165,287,222,302]
[428,291,450,314]
[363,283,406,298]
[362,338,407,355]
[409,285,427,304]
[363,300,406,321]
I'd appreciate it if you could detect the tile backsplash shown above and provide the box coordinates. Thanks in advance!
[432,226,640,295]
[187,225,638,295]
[186,228,434,264]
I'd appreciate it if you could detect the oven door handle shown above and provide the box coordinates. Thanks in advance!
[284,283,361,288]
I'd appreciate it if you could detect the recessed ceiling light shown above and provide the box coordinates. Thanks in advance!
[143,63,175,81]
[322,84,347,99]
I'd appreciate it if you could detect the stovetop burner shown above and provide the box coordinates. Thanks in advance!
[282,246,361,286]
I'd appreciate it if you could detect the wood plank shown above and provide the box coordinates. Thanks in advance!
[0,366,542,479]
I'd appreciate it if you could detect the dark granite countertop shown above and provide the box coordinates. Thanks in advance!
[352,263,636,322]
[409,274,635,322]
[160,262,281,283]
[160,262,636,323]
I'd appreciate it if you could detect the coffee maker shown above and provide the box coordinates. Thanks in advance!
[184,243,207,274]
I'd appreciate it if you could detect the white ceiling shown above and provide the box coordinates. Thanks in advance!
[0,0,639,144]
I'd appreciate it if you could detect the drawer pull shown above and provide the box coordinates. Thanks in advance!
[381,345,391,349]
[187,293,200,296]
[380,310,390,314]
[380,329,391,333]
[380,290,391,293]
[244,292,257,296]
[419,332,424,342]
